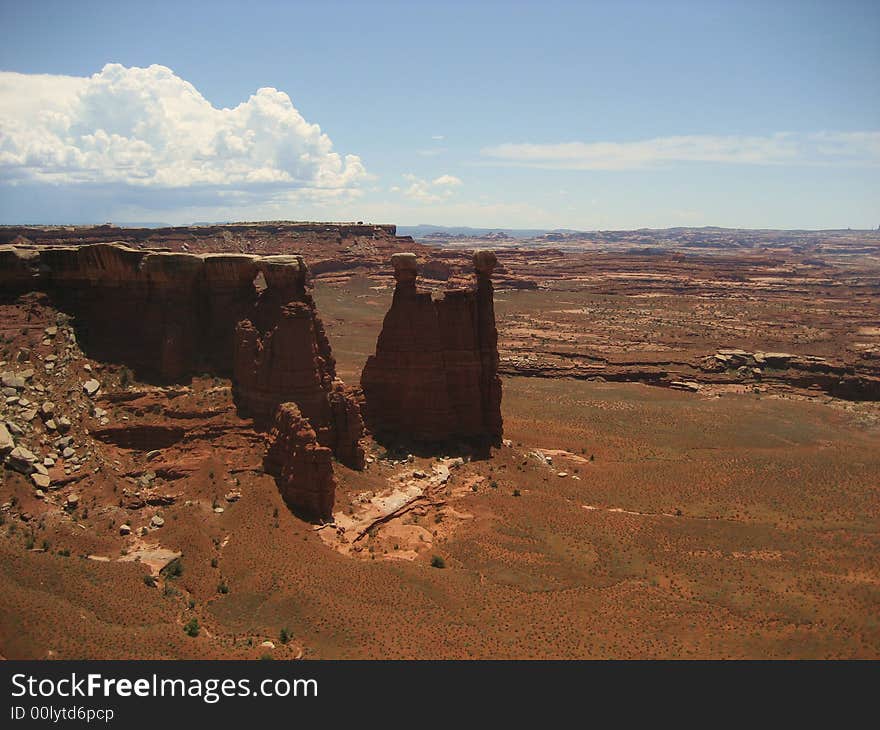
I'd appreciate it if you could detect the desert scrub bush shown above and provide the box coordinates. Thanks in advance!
[430,555,446,569]
[513,489,521,497]
[163,557,183,578]
[183,618,200,637]
[217,581,229,594]
[143,575,157,587]
[279,627,291,645]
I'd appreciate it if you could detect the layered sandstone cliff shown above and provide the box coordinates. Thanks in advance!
[361,250,503,445]
[263,403,336,521]
[0,242,365,467]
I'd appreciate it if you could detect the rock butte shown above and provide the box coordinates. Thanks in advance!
[0,242,366,486]
[361,250,503,446]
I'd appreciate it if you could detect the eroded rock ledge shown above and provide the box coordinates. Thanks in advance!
[361,250,503,446]
[0,242,365,470]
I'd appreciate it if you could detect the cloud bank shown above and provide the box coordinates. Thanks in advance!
[481,132,880,170]
[0,64,367,201]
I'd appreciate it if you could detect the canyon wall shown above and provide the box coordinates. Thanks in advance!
[361,250,503,446]
[0,242,365,469]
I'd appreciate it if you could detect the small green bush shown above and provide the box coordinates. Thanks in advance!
[430,555,446,569]
[163,557,183,578]
[184,618,199,637]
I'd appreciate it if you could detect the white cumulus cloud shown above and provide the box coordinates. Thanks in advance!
[399,173,463,202]
[432,174,462,186]
[480,132,880,170]
[0,63,368,198]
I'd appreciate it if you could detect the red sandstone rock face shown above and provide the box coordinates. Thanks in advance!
[328,381,367,470]
[0,241,366,469]
[360,250,503,445]
[263,403,336,521]
[231,257,365,468]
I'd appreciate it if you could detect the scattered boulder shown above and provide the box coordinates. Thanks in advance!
[83,379,101,397]
[1,372,26,390]
[0,423,14,456]
[6,445,38,473]
[31,473,51,489]
[150,515,165,528]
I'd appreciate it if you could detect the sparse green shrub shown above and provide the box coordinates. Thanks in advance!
[279,627,291,645]
[163,558,183,578]
[184,618,200,637]
[513,489,521,497]
[217,581,229,594]
[431,555,446,569]
[143,574,157,587]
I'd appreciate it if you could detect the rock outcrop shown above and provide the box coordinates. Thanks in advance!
[263,403,336,521]
[0,242,366,466]
[361,250,503,445]
[231,255,365,468]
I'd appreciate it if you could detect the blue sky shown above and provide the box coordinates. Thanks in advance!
[0,0,878,229]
